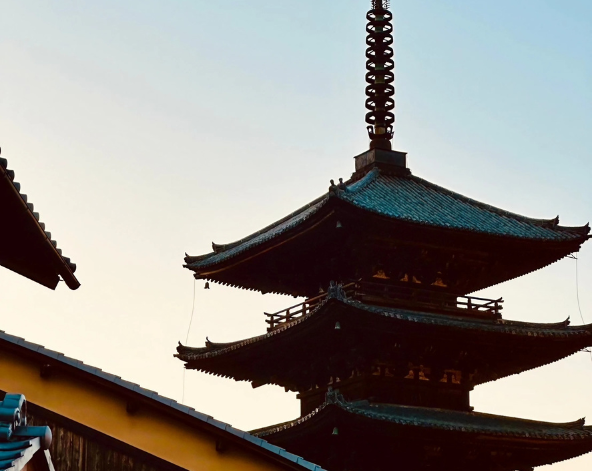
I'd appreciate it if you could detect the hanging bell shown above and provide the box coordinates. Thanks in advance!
[204,282,210,289]
[335,321,341,330]
[332,427,339,436]
[336,220,343,229]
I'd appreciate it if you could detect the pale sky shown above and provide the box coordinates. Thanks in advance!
[1,1,591,470]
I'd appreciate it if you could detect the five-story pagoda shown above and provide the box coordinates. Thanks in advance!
[177,2,592,470]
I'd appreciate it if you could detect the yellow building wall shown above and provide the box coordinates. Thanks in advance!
[0,349,290,471]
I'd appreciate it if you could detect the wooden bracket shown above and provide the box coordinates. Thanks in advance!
[126,400,140,415]
[215,438,227,453]
[40,364,53,379]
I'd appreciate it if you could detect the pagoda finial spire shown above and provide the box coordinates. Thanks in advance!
[366,0,395,150]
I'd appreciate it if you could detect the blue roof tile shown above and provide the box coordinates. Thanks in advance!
[340,169,587,241]
[0,394,52,471]
[186,197,328,269]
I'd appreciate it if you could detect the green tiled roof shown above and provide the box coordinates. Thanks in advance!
[185,168,589,271]
[343,169,588,240]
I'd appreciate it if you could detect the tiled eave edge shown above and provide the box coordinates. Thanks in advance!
[184,168,589,277]
[337,195,590,246]
[0,330,325,471]
[176,296,592,362]
[405,172,590,236]
[0,157,79,290]
[343,168,590,239]
[253,395,592,443]
[184,196,331,271]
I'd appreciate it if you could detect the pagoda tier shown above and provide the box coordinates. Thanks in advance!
[251,390,592,471]
[185,155,589,298]
[176,287,592,414]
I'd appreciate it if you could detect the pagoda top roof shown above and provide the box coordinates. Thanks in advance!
[186,167,589,272]
[254,391,592,443]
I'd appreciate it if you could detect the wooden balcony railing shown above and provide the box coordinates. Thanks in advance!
[265,281,503,331]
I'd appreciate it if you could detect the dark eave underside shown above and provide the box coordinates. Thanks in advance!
[177,296,592,387]
[255,398,592,442]
[252,396,592,469]
[0,157,79,290]
[178,298,592,360]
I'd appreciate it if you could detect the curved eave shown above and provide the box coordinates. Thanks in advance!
[253,398,592,466]
[0,157,79,290]
[184,196,333,277]
[342,169,590,243]
[255,399,592,442]
[176,297,592,386]
[183,168,589,289]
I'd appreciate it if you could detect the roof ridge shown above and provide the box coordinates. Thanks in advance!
[353,300,592,337]
[408,173,587,233]
[184,169,380,267]
[184,165,589,290]
[252,399,333,438]
[254,396,592,441]
[358,402,589,428]
[349,405,592,439]
[177,297,592,363]
[176,296,335,360]
[185,195,329,264]
[498,317,572,328]
[341,167,380,195]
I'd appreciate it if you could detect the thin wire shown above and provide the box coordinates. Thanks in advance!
[575,255,585,325]
[182,368,187,404]
[186,278,197,344]
[182,278,197,404]
[572,254,592,363]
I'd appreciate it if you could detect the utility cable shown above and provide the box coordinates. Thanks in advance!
[182,278,197,404]
[185,278,197,344]
[569,253,592,363]
[575,255,585,326]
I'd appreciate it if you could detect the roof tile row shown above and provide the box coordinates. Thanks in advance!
[254,392,592,441]
[0,156,77,274]
[176,296,592,362]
